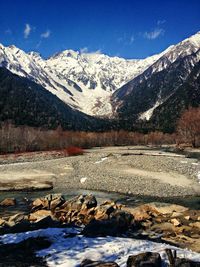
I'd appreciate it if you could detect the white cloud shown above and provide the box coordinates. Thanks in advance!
[117,34,135,45]
[80,47,88,53]
[24,23,31,39]
[36,40,42,49]
[41,30,51,38]
[90,49,101,54]
[80,47,101,55]
[144,28,165,40]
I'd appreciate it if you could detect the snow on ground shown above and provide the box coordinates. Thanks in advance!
[95,157,108,164]
[1,227,200,267]
[198,172,200,183]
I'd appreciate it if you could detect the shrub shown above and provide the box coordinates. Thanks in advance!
[65,146,84,156]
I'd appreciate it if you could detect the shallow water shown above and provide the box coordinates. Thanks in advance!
[0,188,199,217]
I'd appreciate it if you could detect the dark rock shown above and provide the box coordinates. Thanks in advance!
[33,215,60,230]
[110,210,134,231]
[0,236,51,266]
[127,252,161,267]
[0,220,31,235]
[82,210,134,237]
[82,195,98,209]
[81,259,119,266]
[174,258,200,267]
[82,219,118,237]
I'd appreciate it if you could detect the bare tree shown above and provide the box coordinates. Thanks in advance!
[177,107,200,148]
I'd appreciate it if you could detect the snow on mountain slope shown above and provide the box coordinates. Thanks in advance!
[0,31,200,117]
[112,31,200,120]
[0,44,164,117]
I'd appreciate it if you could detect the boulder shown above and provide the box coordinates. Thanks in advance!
[94,203,115,221]
[189,222,200,229]
[127,252,162,267]
[83,210,134,237]
[151,222,176,234]
[32,194,65,211]
[0,218,6,226]
[171,218,181,227]
[8,213,27,225]
[126,204,159,222]
[174,258,200,267]
[184,216,191,221]
[29,210,52,222]
[1,220,31,234]
[82,195,98,209]
[0,198,16,207]
[60,195,97,212]
[110,210,134,231]
[155,205,188,215]
[81,259,119,266]
[33,215,60,229]
[0,236,51,266]
[44,194,65,210]
[82,219,118,237]
[31,198,47,210]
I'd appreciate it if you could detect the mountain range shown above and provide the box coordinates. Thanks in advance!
[0,31,200,132]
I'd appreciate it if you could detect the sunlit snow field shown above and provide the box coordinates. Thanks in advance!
[1,227,200,267]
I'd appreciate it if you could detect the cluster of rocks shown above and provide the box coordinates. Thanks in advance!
[30,194,135,237]
[80,250,200,267]
[0,194,200,253]
[126,203,200,253]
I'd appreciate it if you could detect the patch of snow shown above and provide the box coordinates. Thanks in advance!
[80,177,87,184]
[192,162,199,166]
[95,157,108,164]
[0,228,200,267]
[197,172,200,183]
[139,101,161,121]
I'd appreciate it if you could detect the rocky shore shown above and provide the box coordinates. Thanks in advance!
[0,194,200,251]
[0,193,200,266]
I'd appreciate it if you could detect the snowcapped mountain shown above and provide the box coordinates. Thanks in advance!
[0,31,199,122]
[0,44,165,117]
[112,31,200,124]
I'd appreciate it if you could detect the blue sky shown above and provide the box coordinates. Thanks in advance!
[0,0,200,59]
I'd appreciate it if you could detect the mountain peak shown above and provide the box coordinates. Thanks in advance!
[183,31,200,47]
[28,51,42,59]
[51,49,79,60]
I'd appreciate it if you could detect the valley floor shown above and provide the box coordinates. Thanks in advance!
[0,146,199,197]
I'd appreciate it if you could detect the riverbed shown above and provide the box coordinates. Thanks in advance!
[0,145,200,216]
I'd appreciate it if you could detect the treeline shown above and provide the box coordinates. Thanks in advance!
[0,107,199,153]
[0,122,176,153]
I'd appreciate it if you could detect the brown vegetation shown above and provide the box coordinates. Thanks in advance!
[0,109,200,154]
[0,122,177,153]
[177,107,200,148]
